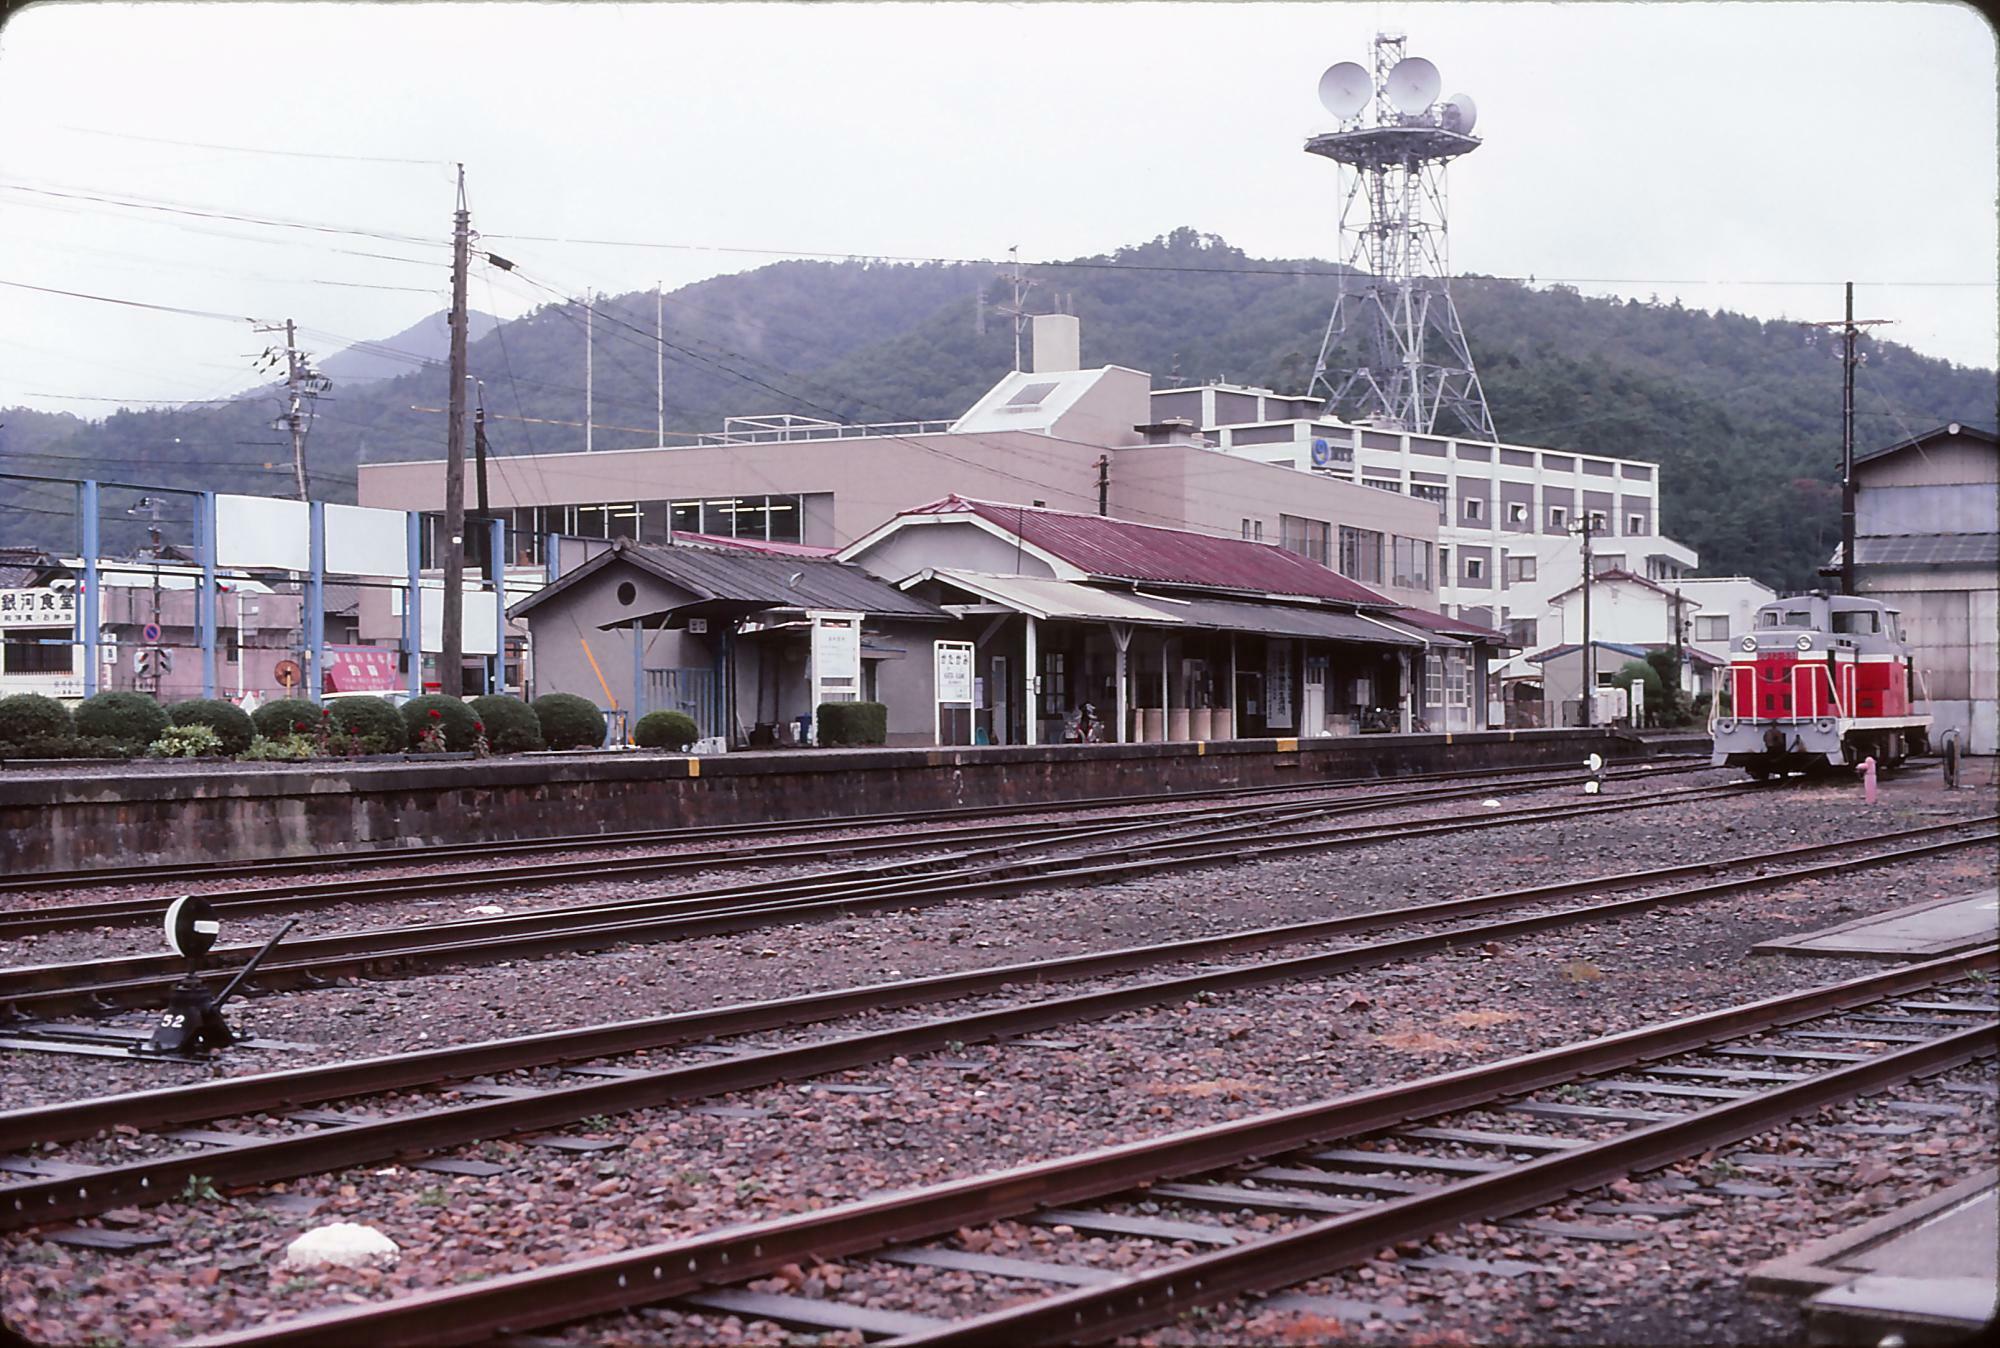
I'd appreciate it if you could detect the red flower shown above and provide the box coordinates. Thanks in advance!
[293,721,308,732]
[322,708,333,717]
[473,722,484,732]
[429,709,441,719]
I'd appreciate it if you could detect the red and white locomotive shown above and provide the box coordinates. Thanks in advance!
[1711,592,1931,777]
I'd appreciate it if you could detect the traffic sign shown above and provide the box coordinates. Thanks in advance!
[141,621,162,643]
[274,659,302,689]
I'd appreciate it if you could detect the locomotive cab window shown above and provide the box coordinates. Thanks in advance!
[1832,610,1879,635]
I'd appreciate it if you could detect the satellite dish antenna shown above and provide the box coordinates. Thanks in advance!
[1317,61,1372,118]
[1441,92,1478,133]
[1384,56,1441,114]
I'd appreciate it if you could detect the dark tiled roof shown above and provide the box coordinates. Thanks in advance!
[511,538,946,622]
[1391,606,1512,644]
[903,496,1396,607]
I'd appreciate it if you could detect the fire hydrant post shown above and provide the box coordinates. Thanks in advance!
[1860,755,1877,806]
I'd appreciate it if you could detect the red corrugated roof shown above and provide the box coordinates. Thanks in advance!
[903,496,1395,607]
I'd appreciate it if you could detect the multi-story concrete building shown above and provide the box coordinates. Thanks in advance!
[1144,382,1700,648]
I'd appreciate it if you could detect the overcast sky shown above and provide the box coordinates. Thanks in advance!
[0,1,1992,420]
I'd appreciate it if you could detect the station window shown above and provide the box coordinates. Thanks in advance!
[1463,555,1484,581]
[1463,497,1484,522]
[1503,555,1536,584]
[1549,505,1568,529]
[1506,502,1528,525]
[1391,536,1432,590]
[1627,513,1646,535]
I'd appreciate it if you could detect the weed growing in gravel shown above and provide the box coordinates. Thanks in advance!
[735,1178,765,1199]
[277,1277,314,1295]
[180,1174,222,1203]
[680,1168,711,1186]
[582,1114,613,1132]
[1706,1157,1746,1181]
[1561,959,1604,984]
[417,1185,452,1207]
[1551,1083,1589,1102]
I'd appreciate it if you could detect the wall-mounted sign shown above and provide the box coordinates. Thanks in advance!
[686,617,709,635]
[811,614,861,683]
[1265,639,1295,728]
[0,589,74,630]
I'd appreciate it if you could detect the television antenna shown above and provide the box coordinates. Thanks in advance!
[1305,33,1495,440]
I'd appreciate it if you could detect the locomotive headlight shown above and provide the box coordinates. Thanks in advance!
[1795,635,1813,651]
[1716,718,1736,732]
[1816,719,1834,733]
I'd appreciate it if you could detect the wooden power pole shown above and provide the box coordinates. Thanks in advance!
[440,165,470,698]
[1800,284,1891,596]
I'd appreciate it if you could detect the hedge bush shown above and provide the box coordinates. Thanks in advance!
[0,735,136,761]
[816,701,887,747]
[533,693,605,751]
[252,697,325,741]
[167,698,255,755]
[327,697,405,754]
[469,695,544,754]
[74,691,168,749]
[0,693,72,745]
[241,734,316,762]
[401,694,481,751]
[634,709,700,751]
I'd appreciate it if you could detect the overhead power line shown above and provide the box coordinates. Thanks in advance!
[0,179,448,248]
[0,277,262,324]
[53,124,454,168]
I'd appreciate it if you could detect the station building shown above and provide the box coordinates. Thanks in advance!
[504,498,1507,748]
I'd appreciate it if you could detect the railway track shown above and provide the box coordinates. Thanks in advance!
[2,819,1988,1231]
[0,760,1707,936]
[0,754,1708,897]
[0,777,1788,1016]
[175,948,1998,1347]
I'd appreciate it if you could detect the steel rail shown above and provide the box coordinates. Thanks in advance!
[0,761,1702,934]
[0,754,1708,894]
[891,1021,2000,1346]
[2,829,1988,1230]
[7,812,1976,1152]
[0,780,1778,1014]
[2,818,1981,1154]
[173,949,1998,1348]
[1,817,1981,1154]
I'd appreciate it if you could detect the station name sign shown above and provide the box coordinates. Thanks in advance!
[0,589,75,629]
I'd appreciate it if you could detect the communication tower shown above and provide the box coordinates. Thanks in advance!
[1306,33,1495,440]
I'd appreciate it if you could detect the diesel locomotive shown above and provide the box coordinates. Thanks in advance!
[1710,592,1931,778]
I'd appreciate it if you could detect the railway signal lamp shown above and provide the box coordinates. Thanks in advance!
[134,898,299,1059]
[1583,751,1607,795]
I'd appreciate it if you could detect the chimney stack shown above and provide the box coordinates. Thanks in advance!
[1030,314,1081,373]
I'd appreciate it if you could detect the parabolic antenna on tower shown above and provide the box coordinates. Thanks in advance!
[1317,61,1371,118]
[1441,92,1478,133]
[1384,56,1441,113]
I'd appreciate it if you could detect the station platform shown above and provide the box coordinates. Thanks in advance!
[0,727,1688,872]
[1754,891,2000,961]
[1752,1171,1997,1344]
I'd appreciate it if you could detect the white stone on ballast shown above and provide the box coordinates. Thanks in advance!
[281,1221,401,1270]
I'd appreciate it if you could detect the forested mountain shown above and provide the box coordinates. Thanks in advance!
[3,228,1991,590]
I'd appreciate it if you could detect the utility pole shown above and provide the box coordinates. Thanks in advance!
[992,245,1037,373]
[1800,284,1891,596]
[1096,455,1109,516]
[472,380,490,517]
[440,164,470,699]
[1576,511,1596,729]
[584,293,594,453]
[656,282,665,445]
[252,319,321,499]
